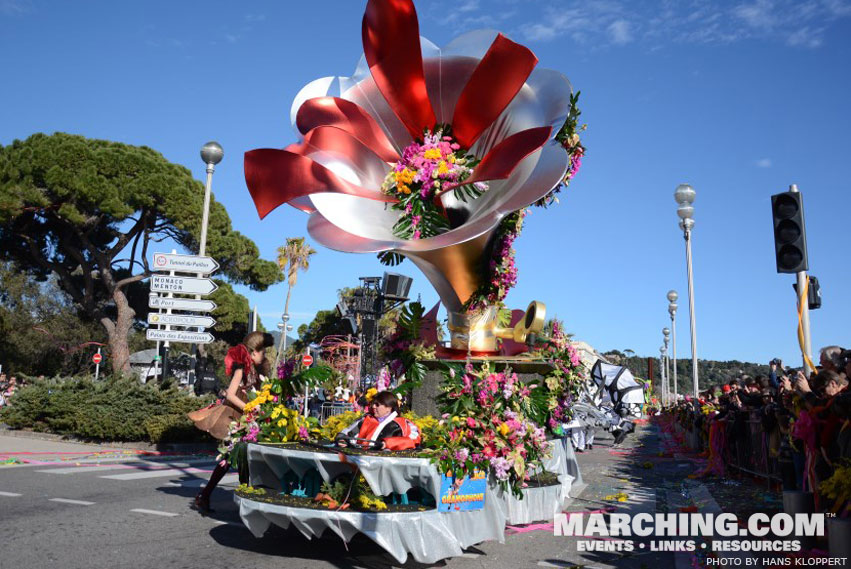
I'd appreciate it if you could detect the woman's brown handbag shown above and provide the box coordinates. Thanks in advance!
[187,401,240,440]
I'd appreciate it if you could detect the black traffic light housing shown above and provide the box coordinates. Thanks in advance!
[771,191,809,274]
[792,275,822,310]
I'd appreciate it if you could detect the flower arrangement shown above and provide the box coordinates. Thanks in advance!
[217,364,332,465]
[432,362,552,497]
[316,410,363,442]
[381,126,486,240]
[316,474,388,512]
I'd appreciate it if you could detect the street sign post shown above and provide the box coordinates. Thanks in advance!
[150,275,218,295]
[93,347,102,380]
[146,329,214,344]
[152,253,220,275]
[148,313,216,328]
[148,295,217,312]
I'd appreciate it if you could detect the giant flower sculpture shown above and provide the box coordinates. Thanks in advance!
[245,0,580,353]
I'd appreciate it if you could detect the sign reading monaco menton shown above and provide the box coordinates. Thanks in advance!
[150,275,218,295]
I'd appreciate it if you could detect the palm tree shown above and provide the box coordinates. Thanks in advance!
[274,237,316,367]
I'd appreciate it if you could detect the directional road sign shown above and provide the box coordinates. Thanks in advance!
[146,329,214,344]
[152,253,220,275]
[92,353,102,364]
[148,313,216,328]
[148,295,217,312]
[302,354,314,367]
[150,275,218,295]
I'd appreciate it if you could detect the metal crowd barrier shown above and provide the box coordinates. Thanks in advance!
[320,402,354,425]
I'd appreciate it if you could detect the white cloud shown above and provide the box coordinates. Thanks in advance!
[608,19,633,44]
[732,0,776,30]
[756,158,772,168]
[0,0,30,15]
[458,0,479,13]
[498,0,851,49]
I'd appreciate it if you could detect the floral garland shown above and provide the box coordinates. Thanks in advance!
[381,125,486,240]
[532,319,586,435]
[462,209,525,312]
[536,91,586,208]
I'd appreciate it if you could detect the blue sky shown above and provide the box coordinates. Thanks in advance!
[1,0,849,366]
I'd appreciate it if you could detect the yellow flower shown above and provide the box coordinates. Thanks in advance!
[423,148,442,160]
[437,161,449,175]
[394,168,416,184]
[498,423,511,436]
[277,418,288,428]
[365,388,378,402]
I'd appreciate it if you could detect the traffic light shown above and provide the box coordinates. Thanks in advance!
[770,191,808,274]
[792,275,822,310]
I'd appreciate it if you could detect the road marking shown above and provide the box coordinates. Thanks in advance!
[38,458,214,475]
[538,562,601,568]
[130,508,180,517]
[49,498,95,505]
[100,467,211,481]
[0,491,22,497]
[162,473,239,487]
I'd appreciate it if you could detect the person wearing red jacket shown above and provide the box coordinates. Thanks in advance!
[336,390,421,451]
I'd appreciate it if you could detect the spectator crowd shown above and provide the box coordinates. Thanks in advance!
[666,345,851,512]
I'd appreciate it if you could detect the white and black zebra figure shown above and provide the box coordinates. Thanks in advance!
[588,360,644,443]
[564,360,644,447]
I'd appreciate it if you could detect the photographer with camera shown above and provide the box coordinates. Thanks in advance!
[768,358,785,389]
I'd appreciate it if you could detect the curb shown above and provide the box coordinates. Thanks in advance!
[0,424,217,454]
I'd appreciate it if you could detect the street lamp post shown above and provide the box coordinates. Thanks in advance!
[199,142,224,257]
[660,346,668,406]
[667,290,679,400]
[663,327,670,402]
[185,142,223,386]
[274,313,291,371]
[675,184,700,398]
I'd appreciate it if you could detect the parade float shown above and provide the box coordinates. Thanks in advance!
[234,0,592,562]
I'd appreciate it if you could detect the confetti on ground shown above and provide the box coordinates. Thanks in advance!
[602,492,629,502]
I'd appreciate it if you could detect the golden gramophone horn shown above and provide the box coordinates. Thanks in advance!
[495,301,546,344]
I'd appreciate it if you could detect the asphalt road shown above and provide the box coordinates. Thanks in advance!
[0,424,710,569]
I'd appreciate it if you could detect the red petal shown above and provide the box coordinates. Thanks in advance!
[452,34,538,149]
[296,97,399,163]
[362,0,436,138]
[244,149,395,219]
[440,126,552,192]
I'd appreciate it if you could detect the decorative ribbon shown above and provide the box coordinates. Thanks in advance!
[362,0,436,138]
[451,34,538,149]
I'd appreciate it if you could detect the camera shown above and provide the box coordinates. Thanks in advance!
[770,358,783,367]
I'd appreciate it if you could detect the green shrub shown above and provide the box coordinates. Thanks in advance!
[0,376,216,443]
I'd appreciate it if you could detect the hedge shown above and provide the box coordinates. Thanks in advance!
[0,376,216,444]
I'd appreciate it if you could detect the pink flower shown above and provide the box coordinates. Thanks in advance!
[466,417,478,429]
